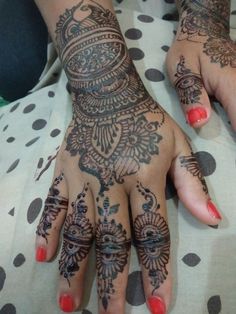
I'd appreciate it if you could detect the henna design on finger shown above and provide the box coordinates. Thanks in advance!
[134,182,170,294]
[179,154,208,194]
[36,173,68,242]
[59,184,93,286]
[55,1,165,195]
[95,197,131,310]
[174,56,203,105]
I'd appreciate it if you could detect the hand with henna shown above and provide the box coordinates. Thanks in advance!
[34,1,222,313]
[166,0,236,130]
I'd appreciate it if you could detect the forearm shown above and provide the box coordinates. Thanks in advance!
[176,0,231,39]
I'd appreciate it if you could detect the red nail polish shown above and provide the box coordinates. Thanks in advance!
[187,107,207,126]
[148,296,166,314]
[35,247,47,262]
[59,294,74,313]
[207,200,222,220]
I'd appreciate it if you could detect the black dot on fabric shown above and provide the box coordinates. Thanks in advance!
[27,198,43,224]
[0,114,4,120]
[162,12,179,21]
[161,45,170,52]
[50,129,61,137]
[3,125,8,132]
[32,119,47,130]
[8,208,15,216]
[13,254,26,267]
[182,253,201,267]
[7,137,15,143]
[25,137,40,147]
[231,10,236,15]
[37,158,44,169]
[164,0,175,2]
[48,91,55,98]
[125,28,142,40]
[0,267,6,291]
[128,48,145,61]
[207,295,221,314]
[0,304,16,314]
[82,310,93,314]
[208,224,219,229]
[10,102,20,113]
[23,103,36,114]
[165,175,177,199]
[194,151,216,176]
[137,14,154,23]
[6,159,20,173]
[173,30,177,35]
[126,271,145,306]
[145,68,165,82]
[115,9,122,14]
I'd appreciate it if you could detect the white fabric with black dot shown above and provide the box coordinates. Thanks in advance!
[0,1,236,313]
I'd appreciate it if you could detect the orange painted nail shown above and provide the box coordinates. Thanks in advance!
[207,200,222,220]
[35,247,47,262]
[59,294,74,313]
[187,107,207,125]
[148,296,166,314]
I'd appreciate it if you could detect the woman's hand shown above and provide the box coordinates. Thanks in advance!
[34,1,222,313]
[166,0,236,130]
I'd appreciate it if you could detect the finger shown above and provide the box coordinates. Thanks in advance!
[170,127,222,225]
[95,186,131,314]
[130,181,171,314]
[35,168,69,262]
[57,183,94,312]
[167,54,212,128]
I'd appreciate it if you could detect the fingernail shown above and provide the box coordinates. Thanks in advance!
[35,247,47,262]
[148,296,166,314]
[187,107,207,126]
[59,294,74,313]
[207,200,222,220]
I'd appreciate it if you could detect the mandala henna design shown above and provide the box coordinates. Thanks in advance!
[59,184,93,286]
[95,197,131,310]
[36,173,68,242]
[134,182,170,294]
[55,1,165,195]
[174,56,203,105]
[179,154,208,193]
[203,37,236,68]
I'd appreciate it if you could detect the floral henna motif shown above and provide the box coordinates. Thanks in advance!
[174,56,203,105]
[95,197,131,310]
[59,184,93,285]
[179,154,208,194]
[134,182,170,294]
[36,173,68,242]
[55,1,165,195]
[203,37,236,68]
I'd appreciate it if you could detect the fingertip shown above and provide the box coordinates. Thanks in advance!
[147,296,166,314]
[35,246,47,263]
[186,106,210,128]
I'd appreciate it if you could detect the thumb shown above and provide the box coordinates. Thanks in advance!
[167,54,212,128]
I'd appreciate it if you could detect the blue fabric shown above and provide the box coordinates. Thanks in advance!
[0,0,48,101]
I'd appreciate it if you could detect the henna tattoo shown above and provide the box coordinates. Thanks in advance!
[59,184,93,285]
[95,197,131,310]
[203,37,236,68]
[55,1,165,195]
[134,182,170,294]
[36,173,68,242]
[174,56,203,105]
[177,0,230,40]
[177,1,236,68]
[179,154,208,193]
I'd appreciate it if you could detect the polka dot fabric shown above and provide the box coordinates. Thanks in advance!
[0,1,236,313]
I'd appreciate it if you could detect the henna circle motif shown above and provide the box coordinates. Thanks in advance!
[36,173,68,242]
[59,184,93,284]
[134,182,170,294]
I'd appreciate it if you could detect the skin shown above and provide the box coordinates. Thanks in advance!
[34,1,222,313]
[166,0,236,130]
